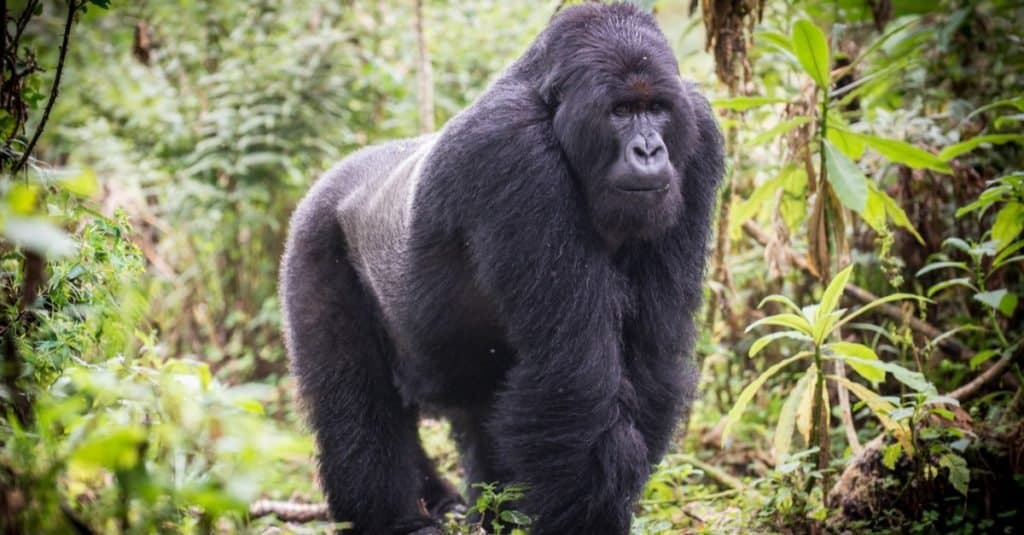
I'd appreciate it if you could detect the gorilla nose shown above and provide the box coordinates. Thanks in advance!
[622,134,670,189]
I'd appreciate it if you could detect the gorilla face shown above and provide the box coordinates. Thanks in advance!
[550,31,697,247]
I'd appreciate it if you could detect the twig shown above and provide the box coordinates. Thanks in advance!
[676,453,746,491]
[13,0,78,173]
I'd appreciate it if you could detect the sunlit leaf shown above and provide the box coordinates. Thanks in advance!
[927,278,976,297]
[59,168,100,197]
[774,367,815,464]
[721,352,812,447]
[882,443,902,470]
[791,20,830,88]
[883,362,937,394]
[974,289,1018,317]
[823,140,868,212]
[830,375,913,452]
[758,294,803,314]
[745,313,814,336]
[826,127,865,160]
[795,364,818,446]
[915,261,969,277]
[750,116,812,146]
[748,330,813,358]
[877,187,925,244]
[2,216,76,257]
[817,264,853,320]
[712,96,788,111]
[835,293,930,329]
[7,184,39,215]
[826,342,885,383]
[853,133,951,174]
[938,134,1024,161]
[991,202,1024,248]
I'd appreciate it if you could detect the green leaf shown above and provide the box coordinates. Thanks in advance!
[883,362,937,394]
[927,277,976,297]
[499,510,532,525]
[748,330,813,358]
[939,454,970,495]
[6,184,39,215]
[746,313,814,336]
[2,216,76,257]
[758,294,803,314]
[938,134,1024,161]
[829,375,913,452]
[991,202,1024,248]
[818,264,854,320]
[974,289,1018,317]
[877,187,925,244]
[968,349,998,370]
[827,342,885,383]
[774,367,815,463]
[70,426,146,470]
[712,96,788,111]
[755,30,795,56]
[836,293,930,329]
[826,127,866,160]
[721,352,812,447]
[915,261,969,277]
[790,20,831,88]
[823,140,868,212]
[994,239,1024,267]
[750,117,812,146]
[852,132,951,174]
[882,443,903,470]
[59,168,100,197]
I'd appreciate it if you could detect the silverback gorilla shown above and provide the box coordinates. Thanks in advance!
[281,4,723,534]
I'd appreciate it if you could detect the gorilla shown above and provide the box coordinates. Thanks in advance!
[280,4,723,534]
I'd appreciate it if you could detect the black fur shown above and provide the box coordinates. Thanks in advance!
[280,4,724,534]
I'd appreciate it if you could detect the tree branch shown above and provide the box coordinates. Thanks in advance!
[13,0,78,173]
[248,500,328,523]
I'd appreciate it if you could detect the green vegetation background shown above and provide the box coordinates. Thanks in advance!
[1,1,1021,533]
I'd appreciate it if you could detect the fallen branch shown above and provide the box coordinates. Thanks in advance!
[676,453,746,491]
[948,356,1015,402]
[248,500,328,523]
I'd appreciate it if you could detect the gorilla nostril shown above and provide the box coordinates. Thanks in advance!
[633,146,648,158]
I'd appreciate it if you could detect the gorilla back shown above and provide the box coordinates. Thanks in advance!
[280,4,724,534]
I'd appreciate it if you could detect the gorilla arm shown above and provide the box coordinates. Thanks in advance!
[420,88,651,533]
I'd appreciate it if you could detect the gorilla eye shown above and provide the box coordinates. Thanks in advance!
[648,101,667,113]
[612,103,632,117]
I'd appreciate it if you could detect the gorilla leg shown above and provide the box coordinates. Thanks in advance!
[282,201,436,533]
[414,446,464,519]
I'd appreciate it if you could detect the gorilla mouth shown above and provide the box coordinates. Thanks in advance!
[617,184,670,193]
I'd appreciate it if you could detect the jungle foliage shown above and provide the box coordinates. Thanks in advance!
[1,1,1021,533]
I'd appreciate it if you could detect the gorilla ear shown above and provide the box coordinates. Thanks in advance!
[539,73,563,110]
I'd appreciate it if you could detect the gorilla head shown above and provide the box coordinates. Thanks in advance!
[540,5,699,245]
[282,3,723,534]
